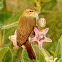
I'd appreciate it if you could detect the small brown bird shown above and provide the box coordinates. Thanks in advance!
[17,7,38,60]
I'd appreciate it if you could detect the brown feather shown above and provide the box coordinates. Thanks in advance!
[17,16,36,46]
[17,7,37,60]
[24,40,36,60]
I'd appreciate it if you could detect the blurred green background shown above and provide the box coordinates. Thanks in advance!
[0,0,62,62]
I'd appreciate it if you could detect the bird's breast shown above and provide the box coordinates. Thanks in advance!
[17,16,36,45]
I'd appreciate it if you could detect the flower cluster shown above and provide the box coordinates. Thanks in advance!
[9,18,52,49]
[30,27,52,49]
[9,30,17,47]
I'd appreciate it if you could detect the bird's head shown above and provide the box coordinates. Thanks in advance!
[22,7,39,20]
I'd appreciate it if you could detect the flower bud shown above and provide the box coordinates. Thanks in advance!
[38,18,46,27]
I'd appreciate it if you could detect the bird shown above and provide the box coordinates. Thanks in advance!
[17,7,38,60]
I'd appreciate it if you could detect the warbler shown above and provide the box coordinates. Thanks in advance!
[17,7,38,60]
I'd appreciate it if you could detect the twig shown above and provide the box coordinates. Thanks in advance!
[34,0,41,10]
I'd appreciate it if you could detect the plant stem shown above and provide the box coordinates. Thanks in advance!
[34,0,41,10]
[41,48,48,58]
[0,27,2,47]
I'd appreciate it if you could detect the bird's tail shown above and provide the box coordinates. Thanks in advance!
[24,40,36,60]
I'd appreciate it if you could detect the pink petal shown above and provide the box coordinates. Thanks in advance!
[38,18,46,27]
[44,38,52,42]
[30,37,37,42]
[14,29,17,35]
[41,28,49,35]
[10,35,14,40]
[38,42,43,49]
[34,27,39,36]
[13,42,17,47]
[9,30,17,47]
[10,35,16,42]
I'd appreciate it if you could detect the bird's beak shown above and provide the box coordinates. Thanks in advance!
[34,10,38,12]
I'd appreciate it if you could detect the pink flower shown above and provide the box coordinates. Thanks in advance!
[30,27,52,49]
[9,30,17,47]
[9,30,26,48]
[38,18,46,27]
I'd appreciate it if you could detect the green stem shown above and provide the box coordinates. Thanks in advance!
[41,48,54,62]
[0,26,2,47]
[41,48,48,58]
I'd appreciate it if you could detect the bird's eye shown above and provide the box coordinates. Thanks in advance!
[29,10,31,12]
[29,10,33,12]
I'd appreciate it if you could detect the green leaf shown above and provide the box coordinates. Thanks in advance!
[41,0,51,3]
[13,47,23,62]
[33,45,46,62]
[57,57,62,62]
[21,45,46,62]
[2,50,12,62]
[59,36,62,56]
[21,49,37,62]
[43,48,51,57]
[0,9,23,45]
[54,40,61,59]
[0,47,9,62]
[54,36,62,60]
[0,0,3,11]
[0,13,11,45]
[13,57,21,62]
[3,9,23,26]
[0,13,11,24]
[57,0,62,10]
[42,0,57,11]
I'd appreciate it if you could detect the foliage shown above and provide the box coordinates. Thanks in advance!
[0,0,62,62]
[21,45,46,62]
[0,47,12,62]
[0,13,11,24]
[54,36,62,60]
[0,0,3,11]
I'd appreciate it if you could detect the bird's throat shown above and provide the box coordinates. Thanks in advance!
[23,12,39,20]
[35,12,39,20]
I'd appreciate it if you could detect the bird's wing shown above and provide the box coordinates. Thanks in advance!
[17,16,36,45]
